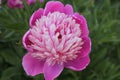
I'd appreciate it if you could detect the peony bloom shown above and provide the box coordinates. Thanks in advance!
[0,0,1,8]
[0,0,1,5]
[39,0,44,3]
[7,0,36,8]
[22,1,91,80]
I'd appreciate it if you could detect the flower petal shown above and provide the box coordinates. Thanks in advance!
[29,8,44,27]
[44,1,64,15]
[79,37,91,57]
[43,62,64,80]
[7,0,24,8]
[7,0,14,8]
[22,53,44,76]
[22,30,32,51]
[64,4,73,15]
[39,0,44,3]
[73,13,89,37]
[26,0,36,5]
[65,56,90,71]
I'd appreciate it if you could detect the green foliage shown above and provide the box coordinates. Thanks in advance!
[0,0,120,80]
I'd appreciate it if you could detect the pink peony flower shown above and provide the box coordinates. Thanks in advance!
[0,0,1,5]
[22,1,91,80]
[39,0,44,3]
[7,0,36,8]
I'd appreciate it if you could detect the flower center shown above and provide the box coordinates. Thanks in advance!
[28,12,84,65]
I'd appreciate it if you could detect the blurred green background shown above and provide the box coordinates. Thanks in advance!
[0,0,120,80]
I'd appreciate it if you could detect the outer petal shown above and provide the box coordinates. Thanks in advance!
[22,53,44,76]
[65,56,90,71]
[7,0,14,8]
[73,13,89,37]
[78,37,91,58]
[44,1,64,15]
[64,4,73,15]
[43,62,64,80]
[7,0,24,8]
[22,30,31,50]
[39,0,44,3]
[29,8,44,27]
[27,0,36,5]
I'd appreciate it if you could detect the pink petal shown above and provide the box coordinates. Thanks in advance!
[78,37,91,58]
[44,1,64,15]
[73,13,89,37]
[43,62,64,80]
[7,0,24,8]
[22,53,44,76]
[39,0,44,3]
[29,8,44,27]
[7,0,14,8]
[26,0,36,5]
[65,56,90,71]
[22,30,32,51]
[64,4,73,15]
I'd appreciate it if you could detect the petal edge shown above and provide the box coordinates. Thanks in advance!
[43,62,64,80]
[29,8,44,27]
[73,13,89,37]
[22,53,44,76]
[65,56,90,71]
[44,1,64,15]
[64,4,73,15]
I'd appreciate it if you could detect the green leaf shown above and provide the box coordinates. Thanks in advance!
[1,67,21,80]
[1,49,21,66]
